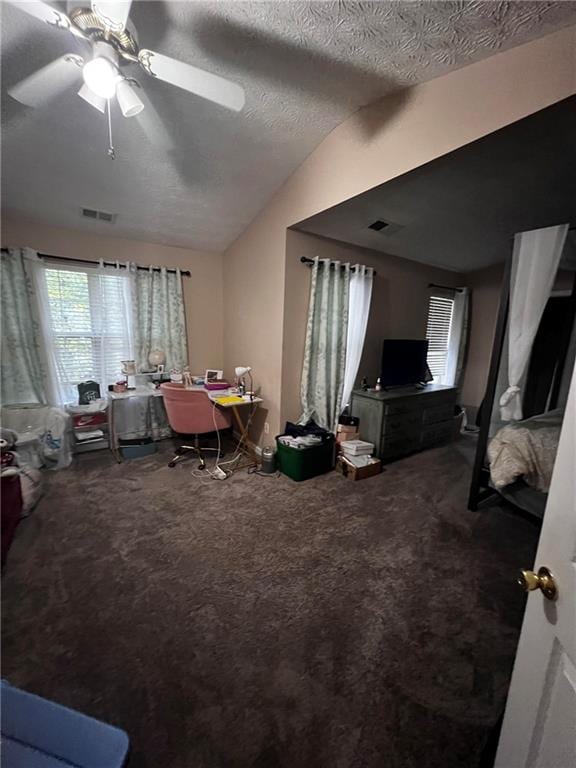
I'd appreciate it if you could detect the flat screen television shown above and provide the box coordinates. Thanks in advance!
[381,339,429,387]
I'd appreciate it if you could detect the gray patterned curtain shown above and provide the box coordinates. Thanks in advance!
[300,258,350,432]
[0,249,48,405]
[131,265,188,372]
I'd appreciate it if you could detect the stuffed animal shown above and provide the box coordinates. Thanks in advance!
[1,427,44,515]
[0,428,19,477]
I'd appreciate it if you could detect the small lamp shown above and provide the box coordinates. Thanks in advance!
[234,366,253,399]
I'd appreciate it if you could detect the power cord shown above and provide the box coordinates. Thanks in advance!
[189,400,243,482]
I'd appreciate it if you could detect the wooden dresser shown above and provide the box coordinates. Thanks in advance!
[350,384,458,462]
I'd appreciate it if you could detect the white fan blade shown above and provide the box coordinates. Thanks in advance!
[8,54,84,108]
[134,88,175,152]
[138,50,245,113]
[78,84,106,113]
[91,0,132,32]
[6,0,73,32]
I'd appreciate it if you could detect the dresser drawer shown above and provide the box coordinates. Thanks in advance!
[381,428,421,458]
[381,411,423,434]
[421,422,452,448]
[384,400,421,416]
[423,404,454,425]
[385,391,455,416]
[381,438,416,460]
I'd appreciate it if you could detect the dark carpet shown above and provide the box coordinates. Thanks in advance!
[2,438,539,768]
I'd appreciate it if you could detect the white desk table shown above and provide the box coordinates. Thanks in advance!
[109,385,263,463]
[108,387,167,461]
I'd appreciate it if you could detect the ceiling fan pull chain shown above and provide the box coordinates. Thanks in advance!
[106,98,116,159]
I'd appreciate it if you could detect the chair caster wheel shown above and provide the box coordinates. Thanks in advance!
[198,463,206,470]
[168,461,176,468]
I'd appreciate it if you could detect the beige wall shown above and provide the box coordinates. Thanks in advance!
[223,26,576,439]
[282,230,463,424]
[1,215,224,374]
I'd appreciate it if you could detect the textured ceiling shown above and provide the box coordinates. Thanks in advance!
[2,1,576,252]
[296,97,576,272]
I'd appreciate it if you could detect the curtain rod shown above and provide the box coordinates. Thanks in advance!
[300,256,377,275]
[1,249,191,276]
[429,283,464,293]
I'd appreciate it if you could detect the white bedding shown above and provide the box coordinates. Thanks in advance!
[488,409,563,493]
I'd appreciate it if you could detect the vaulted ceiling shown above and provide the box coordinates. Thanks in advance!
[295,97,576,272]
[2,1,576,252]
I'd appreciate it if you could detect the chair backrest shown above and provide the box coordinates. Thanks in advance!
[160,384,232,435]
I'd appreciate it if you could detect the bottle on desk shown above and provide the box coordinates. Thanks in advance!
[375,377,382,392]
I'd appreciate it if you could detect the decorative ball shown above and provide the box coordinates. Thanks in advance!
[148,349,166,367]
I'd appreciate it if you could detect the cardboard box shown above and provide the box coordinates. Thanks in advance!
[339,439,374,456]
[72,412,108,429]
[337,422,359,434]
[336,456,382,481]
[336,430,359,445]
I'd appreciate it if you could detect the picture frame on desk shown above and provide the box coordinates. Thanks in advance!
[205,369,224,383]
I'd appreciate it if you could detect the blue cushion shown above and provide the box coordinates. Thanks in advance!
[1,681,129,768]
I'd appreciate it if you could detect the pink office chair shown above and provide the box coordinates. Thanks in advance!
[161,383,232,469]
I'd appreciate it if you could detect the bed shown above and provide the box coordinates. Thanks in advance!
[487,409,563,517]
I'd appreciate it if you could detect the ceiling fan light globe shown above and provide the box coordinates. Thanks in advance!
[82,57,117,100]
[78,83,106,113]
[116,79,144,118]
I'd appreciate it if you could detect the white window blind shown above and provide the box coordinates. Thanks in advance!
[43,266,133,404]
[426,294,454,384]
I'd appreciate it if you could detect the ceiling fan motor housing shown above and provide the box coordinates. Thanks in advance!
[92,40,119,67]
[69,6,139,60]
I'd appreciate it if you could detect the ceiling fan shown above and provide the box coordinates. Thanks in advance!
[6,0,245,153]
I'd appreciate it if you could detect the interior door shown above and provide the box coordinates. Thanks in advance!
[495,360,576,767]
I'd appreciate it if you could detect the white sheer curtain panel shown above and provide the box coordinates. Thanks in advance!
[341,264,374,410]
[499,224,569,421]
[445,287,470,388]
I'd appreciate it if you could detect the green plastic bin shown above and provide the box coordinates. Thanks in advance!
[275,435,335,481]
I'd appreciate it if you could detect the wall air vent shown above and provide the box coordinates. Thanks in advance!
[368,219,389,232]
[80,207,117,224]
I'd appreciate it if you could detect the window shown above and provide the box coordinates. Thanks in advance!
[426,294,454,384]
[42,266,133,404]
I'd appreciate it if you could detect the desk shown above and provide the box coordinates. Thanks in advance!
[108,387,169,462]
[208,391,263,467]
[109,385,263,464]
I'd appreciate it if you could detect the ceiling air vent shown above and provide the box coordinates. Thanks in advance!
[80,207,117,224]
[367,218,403,236]
[368,219,389,232]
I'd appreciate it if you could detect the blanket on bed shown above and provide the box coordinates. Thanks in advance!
[488,409,563,493]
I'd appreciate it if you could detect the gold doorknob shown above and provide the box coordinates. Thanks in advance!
[518,566,558,601]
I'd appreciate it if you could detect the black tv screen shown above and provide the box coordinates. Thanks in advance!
[381,339,429,387]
